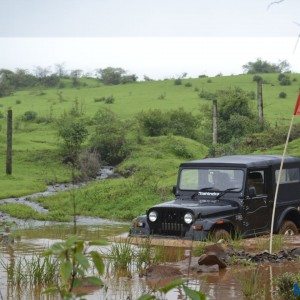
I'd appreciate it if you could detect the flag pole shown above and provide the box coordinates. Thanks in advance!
[269,114,295,253]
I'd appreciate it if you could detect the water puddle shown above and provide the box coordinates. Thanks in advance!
[1,220,300,300]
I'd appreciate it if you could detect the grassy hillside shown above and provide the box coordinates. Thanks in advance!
[0,73,299,122]
[0,136,207,220]
[0,73,299,217]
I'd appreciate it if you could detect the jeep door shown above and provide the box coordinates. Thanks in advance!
[243,169,270,234]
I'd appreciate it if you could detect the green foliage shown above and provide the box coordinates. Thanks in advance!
[22,110,38,121]
[243,58,290,74]
[44,236,104,299]
[138,108,199,139]
[252,75,263,82]
[237,268,264,299]
[138,109,169,136]
[94,95,115,103]
[279,91,287,98]
[185,82,192,87]
[97,67,136,85]
[275,272,300,300]
[90,108,129,164]
[57,116,88,164]
[278,73,292,86]
[15,99,21,104]
[174,78,182,85]
[198,90,216,101]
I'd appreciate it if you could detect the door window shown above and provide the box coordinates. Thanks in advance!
[247,170,266,195]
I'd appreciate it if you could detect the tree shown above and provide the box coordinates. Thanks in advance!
[242,59,290,74]
[70,69,83,87]
[58,116,88,164]
[55,63,67,77]
[96,67,126,85]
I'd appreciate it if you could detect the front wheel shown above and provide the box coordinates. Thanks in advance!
[279,220,298,235]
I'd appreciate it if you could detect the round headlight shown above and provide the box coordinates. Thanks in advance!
[184,213,193,224]
[149,211,158,222]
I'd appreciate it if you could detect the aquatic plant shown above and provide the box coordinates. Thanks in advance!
[275,272,300,300]
[109,239,134,274]
[44,235,105,299]
[237,268,265,299]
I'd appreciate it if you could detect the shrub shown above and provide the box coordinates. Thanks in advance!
[104,95,115,104]
[15,99,21,104]
[22,110,37,121]
[157,93,166,100]
[138,109,169,136]
[279,91,287,98]
[174,78,182,85]
[77,150,101,181]
[194,87,199,92]
[184,82,192,87]
[252,75,263,82]
[275,272,300,300]
[198,90,216,100]
[278,73,291,86]
[0,111,4,119]
[57,117,88,164]
[168,108,199,139]
[207,79,212,83]
[90,108,129,165]
[247,91,256,100]
[198,74,207,78]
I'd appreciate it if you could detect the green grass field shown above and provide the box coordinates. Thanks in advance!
[0,73,299,220]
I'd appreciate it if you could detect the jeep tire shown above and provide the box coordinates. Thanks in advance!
[279,220,298,235]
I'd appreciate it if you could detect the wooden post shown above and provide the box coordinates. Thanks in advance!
[257,80,264,127]
[212,99,218,145]
[6,109,12,175]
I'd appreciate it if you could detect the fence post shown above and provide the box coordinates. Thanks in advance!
[6,109,12,175]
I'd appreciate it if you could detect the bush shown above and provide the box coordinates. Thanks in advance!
[174,78,182,85]
[278,73,291,86]
[168,108,199,139]
[0,111,4,119]
[15,99,21,104]
[138,109,169,136]
[22,111,37,121]
[275,272,300,300]
[252,75,263,82]
[198,90,216,100]
[279,91,287,98]
[247,91,256,100]
[90,108,130,165]
[198,74,207,78]
[207,79,212,83]
[94,96,114,104]
[77,150,101,181]
[184,82,192,87]
[157,93,166,100]
[57,117,88,164]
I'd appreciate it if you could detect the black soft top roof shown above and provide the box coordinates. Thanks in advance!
[180,155,300,168]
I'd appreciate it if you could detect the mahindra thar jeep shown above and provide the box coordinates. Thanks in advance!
[130,155,300,240]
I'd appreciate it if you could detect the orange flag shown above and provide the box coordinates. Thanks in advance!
[294,93,300,115]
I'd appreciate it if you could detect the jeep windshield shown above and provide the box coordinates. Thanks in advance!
[179,168,244,192]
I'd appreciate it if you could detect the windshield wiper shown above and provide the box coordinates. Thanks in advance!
[191,187,214,199]
[216,187,239,199]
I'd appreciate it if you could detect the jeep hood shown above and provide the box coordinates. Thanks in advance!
[150,199,239,218]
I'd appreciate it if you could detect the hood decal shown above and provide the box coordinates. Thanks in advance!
[198,191,220,197]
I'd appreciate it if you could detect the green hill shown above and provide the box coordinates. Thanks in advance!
[0,73,300,219]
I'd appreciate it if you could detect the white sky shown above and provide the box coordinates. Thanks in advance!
[0,0,299,78]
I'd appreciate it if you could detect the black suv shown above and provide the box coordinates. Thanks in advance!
[130,155,300,240]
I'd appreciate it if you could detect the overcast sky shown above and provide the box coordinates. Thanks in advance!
[0,0,299,78]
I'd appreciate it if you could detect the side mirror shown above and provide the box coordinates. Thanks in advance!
[248,186,257,198]
[172,185,177,195]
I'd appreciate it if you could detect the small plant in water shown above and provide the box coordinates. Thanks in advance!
[44,235,105,299]
[275,272,300,300]
[138,278,206,300]
[109,239,134,275]
[237,268,265,299]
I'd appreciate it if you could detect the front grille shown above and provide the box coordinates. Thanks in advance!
[148,208,191,237]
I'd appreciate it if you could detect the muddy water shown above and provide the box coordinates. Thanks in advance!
[1,222,300,300]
